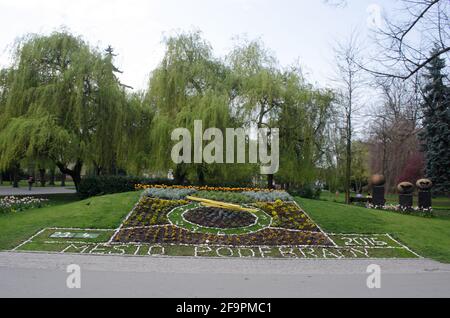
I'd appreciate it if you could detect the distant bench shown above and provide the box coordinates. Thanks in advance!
[350,197,372,204]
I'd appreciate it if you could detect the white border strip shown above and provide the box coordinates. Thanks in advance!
[386,233,423,258]
[291,200,338,247]
[107,200,142,244]
[12,228,47,251]
[11,227,421,259]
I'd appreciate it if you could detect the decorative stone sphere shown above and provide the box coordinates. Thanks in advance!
[416,178,433,190]
[397,182,414,194]
[370,174,386,186]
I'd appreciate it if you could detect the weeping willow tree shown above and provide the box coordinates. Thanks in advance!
[227,40,285,188]
[0,69,10,184]
[145,31,255,184]
[117,91,153,175]
[227,40,333,188]
[277,70,334,188]
[0,31,133,191]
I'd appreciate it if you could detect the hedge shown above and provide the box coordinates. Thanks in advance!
[78,176,176,198]
[78,176,258,198]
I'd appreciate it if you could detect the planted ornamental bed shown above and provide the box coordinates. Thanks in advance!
[11,185,421,259]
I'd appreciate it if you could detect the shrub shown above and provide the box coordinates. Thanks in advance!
[289,184,321,200]
[242,191,293,202]
[141,187,197,200]
[78,176,176,198]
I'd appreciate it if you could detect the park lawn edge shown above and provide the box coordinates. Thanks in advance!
[1,191,449,262]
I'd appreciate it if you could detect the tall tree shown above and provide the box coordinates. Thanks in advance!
[277,69,333,189]
[419,48,450,195]
[367,75,423,191]
[146,32,244,184]
[333,33,364,204]
[0,32,128,191]
[351,141,370,193]
[227,40,283,188]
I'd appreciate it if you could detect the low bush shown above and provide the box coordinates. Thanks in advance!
[141,187,197,200]
[242,191,293,202]
[289,184,322,200]
[78,176,176,198]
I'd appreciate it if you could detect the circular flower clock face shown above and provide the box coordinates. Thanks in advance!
[167,203,272,235]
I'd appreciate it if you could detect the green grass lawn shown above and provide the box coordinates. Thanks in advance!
[1,190,450,263]
[0,191,140,251]
[320,190,450,211]
[296,197,450,263]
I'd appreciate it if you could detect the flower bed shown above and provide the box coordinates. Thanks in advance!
[123,198,188,227]
[135,184,276,193]
[111,196,333,247]
[366,203,433,217]
[141,187,197,200]
[113,225,332,246]
[0,196,48,213]
[138,185,293,204]
[184,206,257,229]
[255,200,320,231]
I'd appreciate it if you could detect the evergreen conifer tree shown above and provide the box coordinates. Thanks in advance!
[419,47,450,195]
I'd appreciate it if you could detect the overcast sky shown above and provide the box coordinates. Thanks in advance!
[0,0,399,91]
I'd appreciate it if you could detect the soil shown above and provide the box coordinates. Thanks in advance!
[184,207,257,229]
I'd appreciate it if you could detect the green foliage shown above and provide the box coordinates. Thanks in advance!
[350,141,370,192]
[227,39,334,186]
[0,29,336,190]
[0,31,149,189]
[419,48,450,196]
[145,31,253,183]
[289,184,322,200]
[78,176,176,198]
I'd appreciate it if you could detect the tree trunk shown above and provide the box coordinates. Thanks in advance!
[109,157,118,175]
[12,163,20,188]
[345,110,352,204]
[61,173,66,187]
[175,164,187,184]
[39,169,46,187]
[93,162,102,176]
[267,174,274,189]
[49,168,56,186]
[56,161,83,192]
[197,165,205,185]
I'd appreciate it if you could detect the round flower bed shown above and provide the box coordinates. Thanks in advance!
[167,203,272,235]
[184,207,257,229]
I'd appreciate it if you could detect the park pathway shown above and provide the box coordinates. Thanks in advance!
[0,186,76,196]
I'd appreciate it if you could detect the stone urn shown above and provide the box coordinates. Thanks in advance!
[416,178,433,190]
[370,174,386,206]
[416,178,432,210]
[397,182,414,194]
[370,174,386,187]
